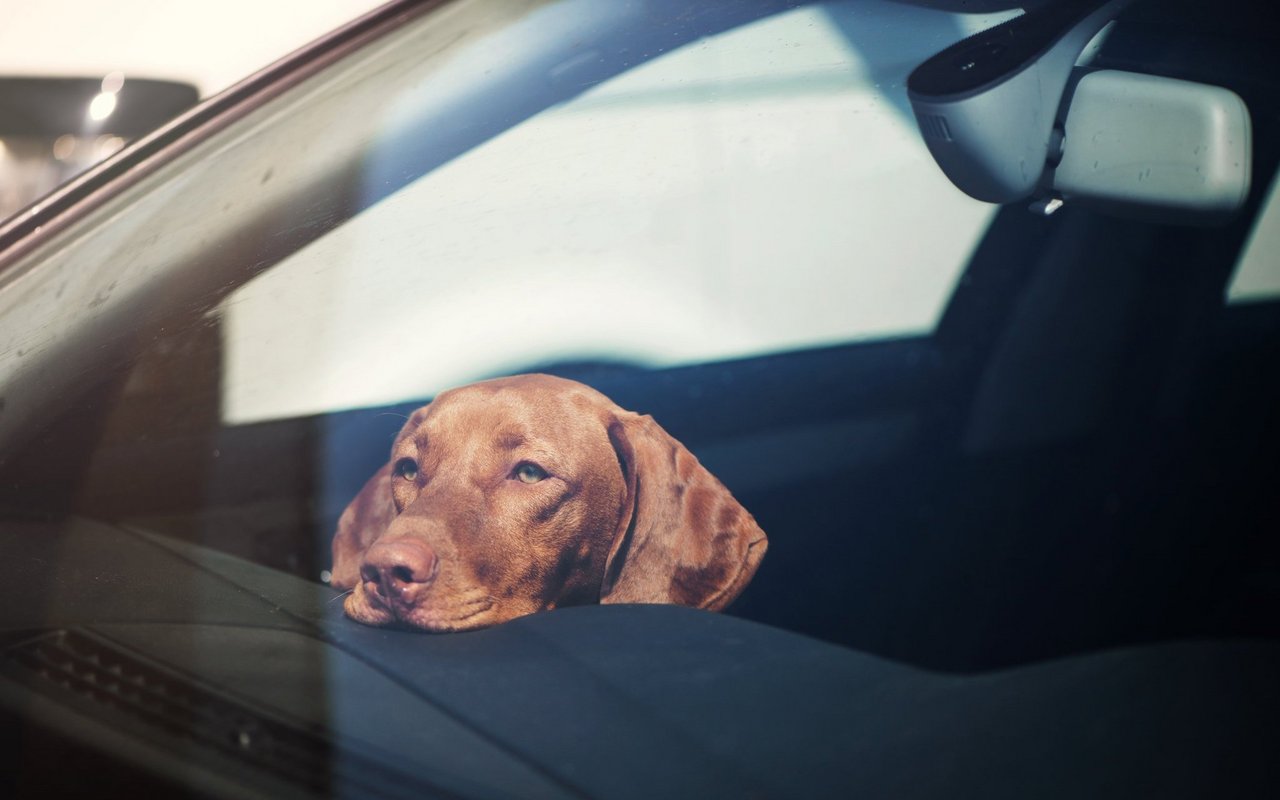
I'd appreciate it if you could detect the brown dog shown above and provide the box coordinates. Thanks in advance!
[331,374,767,632]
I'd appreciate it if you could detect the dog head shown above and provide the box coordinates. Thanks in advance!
[332,374,766,632]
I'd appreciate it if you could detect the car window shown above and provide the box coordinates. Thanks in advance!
[0,0,1277,672]
[220,2,1017,424]
[1229,169,1280,303]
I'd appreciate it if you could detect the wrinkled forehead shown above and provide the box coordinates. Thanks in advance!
[403,379,613,456]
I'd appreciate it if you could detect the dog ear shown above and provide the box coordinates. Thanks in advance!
[330,405,430,590]
[601,412,767,611]
[330,462,396,590]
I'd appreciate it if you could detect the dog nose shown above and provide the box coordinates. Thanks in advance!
[360,538,439,604]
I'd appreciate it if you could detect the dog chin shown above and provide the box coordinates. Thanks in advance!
[398,601,499,632]
[344,591,498,632]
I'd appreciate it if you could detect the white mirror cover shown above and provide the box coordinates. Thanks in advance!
[1053,70,1252,220]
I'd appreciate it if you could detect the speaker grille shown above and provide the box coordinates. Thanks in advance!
[4,628,456,799]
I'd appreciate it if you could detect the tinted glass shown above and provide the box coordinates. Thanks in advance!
[0,0,1277,672]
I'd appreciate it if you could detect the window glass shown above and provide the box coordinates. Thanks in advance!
[0,2,384,220]
[219,2,1014,424]
[1228,169,1280,304]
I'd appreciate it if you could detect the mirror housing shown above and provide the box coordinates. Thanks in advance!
[907,0,1132,203]
[908,0,1252,222]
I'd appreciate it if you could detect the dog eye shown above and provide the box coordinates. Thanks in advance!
[513,462,548,483]
[394,458,418,481]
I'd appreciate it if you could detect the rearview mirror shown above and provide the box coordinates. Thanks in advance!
[1050,70,1250,221]
[907,0,1252,222]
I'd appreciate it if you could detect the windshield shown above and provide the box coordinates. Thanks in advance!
[0,0,1277,671]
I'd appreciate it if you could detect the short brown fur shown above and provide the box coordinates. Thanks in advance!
[332,374,767,632]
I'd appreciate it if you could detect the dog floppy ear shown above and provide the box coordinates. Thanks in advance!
[601,412,767,611]
[330,405,429,590]
[330,462,396,590]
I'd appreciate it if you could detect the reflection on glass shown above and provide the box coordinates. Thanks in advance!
[88,90,118,122]
[0,76,198,219]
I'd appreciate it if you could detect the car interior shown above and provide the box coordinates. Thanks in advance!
[0,0,1277,797]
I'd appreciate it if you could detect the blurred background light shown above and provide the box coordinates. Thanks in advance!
[87,90,117,121]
